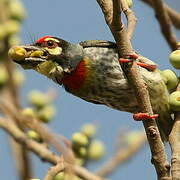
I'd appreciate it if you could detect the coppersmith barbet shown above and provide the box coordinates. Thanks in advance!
[8,36,173,140]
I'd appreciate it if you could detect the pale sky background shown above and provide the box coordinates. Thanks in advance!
[0,0,179,180]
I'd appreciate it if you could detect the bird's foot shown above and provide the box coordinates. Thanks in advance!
[133,113,159,121]
[119,54,157,71]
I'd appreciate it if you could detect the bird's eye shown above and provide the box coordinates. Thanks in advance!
[47,40,54,47]
[35,39,59,49]
[43,40,58,49]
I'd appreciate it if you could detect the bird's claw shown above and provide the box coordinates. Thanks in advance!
[136,62,157,71]
[133,113,159,121]
[119,53,157,71]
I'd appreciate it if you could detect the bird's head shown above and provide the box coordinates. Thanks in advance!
[8,36,84,84]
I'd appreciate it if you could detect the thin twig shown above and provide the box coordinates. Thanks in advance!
[0,117,59,164]
[169,84,180,180]
[44,162,65,180]
[0,1,32,179]
[141,0,180,29]
[164,4,180,29]
[150,0,178,50]
[120,0,137,40]
[0,100,107,180]
[44,162,106,180]
[0,100,75,166]
[95,132,146,177]
[0,117,105,180]
[96,0,171,179]
[169,113,180,180]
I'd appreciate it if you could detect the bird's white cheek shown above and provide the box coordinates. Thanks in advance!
[45,47,62,55]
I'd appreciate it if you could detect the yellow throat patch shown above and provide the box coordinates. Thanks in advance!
[35,61,57,78]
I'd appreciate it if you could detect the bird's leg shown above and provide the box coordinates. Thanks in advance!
[119,54,157,71]
[133,113,159,121]
[119,53,159,120]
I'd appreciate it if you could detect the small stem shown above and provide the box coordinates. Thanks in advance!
[0,117,105,180]
[169,85,180,180]
[151,0,178,50]
[141,0,180,29]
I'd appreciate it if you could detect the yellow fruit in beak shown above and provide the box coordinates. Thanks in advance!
[36,61,58,77]
[8,46,27,61]
[29,50,44,57]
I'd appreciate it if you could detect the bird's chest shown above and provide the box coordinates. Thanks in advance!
[65,56,138,112]
[63,47,167,113]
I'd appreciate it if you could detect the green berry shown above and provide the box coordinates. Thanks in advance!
[13,70,25,86]
[54,173,82,180]
[27,130,41,142]
[77,147,87,158]
[8,46,27,61]
[21,107,36,118]
[88,140,105,160]
[0,24,7,41]
[9,0,26,21]
[0,66,8,86]
[75,158,85,166]
[8,35,21,46]
[0,42,5,53]
[72,132,89,147]
[169,91,180,111]
[53,172,64,180]
[37,105,56,123]
[81,123,97,138]
[162,69,178,91]
[28,90,51,108]
[126,0,133,8]
[4,20,20,35]
[29,50,44,58]
[125,131,143,145]
[169,50,180,69]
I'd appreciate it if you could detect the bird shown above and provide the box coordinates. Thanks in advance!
[9,36,173,141]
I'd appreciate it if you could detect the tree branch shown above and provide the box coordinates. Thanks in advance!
[0,100,74,165]
[0,117,105,180]
[169,83,180,180]
[169,112,180,180]
[144,0,178,50]
[0,1,32,179]
[120,0,137,40]
[96,0,171,179]
[141,0,180,29]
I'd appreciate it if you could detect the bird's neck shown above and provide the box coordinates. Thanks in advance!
[61,58,90,91]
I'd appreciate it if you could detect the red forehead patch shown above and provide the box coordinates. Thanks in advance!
[36,36,52,44]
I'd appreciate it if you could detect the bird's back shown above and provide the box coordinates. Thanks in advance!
[69,42,173,140]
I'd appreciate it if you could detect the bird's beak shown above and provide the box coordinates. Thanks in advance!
[8,45,49,69]
[8,45,66,83]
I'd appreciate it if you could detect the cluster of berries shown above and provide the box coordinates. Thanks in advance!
[0,65,25,89]
[161,47,180,112]
[54,123,105,180]
[21,90,56,141]
[0,0,25,53]
[0,0,25,90]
